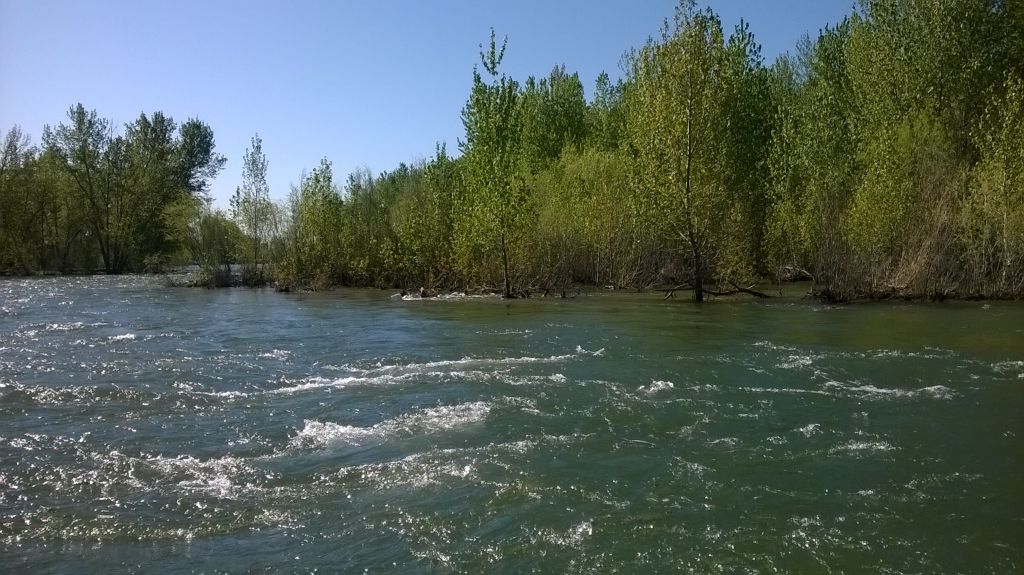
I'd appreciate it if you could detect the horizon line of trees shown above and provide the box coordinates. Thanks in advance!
[2,0,1022,301]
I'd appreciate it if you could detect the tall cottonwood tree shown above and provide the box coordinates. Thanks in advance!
[43,104,131,273]
[764,24,859,297]
[0,126,39,273]
[459,29,529,297]
[41,105,226,274]
[231,133,274,284]
[287,158,343,287]
[625,1,734,302]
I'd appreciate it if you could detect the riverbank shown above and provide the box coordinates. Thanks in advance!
[5,268,1023,304]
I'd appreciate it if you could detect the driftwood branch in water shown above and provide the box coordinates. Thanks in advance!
[730,282,770,298]
[662,282,771,299]
[660,284,693,299]
[660,282,770,300]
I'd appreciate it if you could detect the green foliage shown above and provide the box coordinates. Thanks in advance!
[458,29,531,297]
[391,145,460,287]
[283,158,344,289]
[2,104,228,276]
[960,73,1024,295]
[623,1,766,299]
[586,72,625,152]
[0,126,42,273]
[231,134,275,285]
[764,22,859,294]
[164,196,240,287]
[520,66,588,172]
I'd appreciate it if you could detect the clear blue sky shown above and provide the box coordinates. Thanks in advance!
[0,0,854,208]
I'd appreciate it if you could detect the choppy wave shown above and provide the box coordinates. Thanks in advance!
[291,401,492,448]
[639,380,674,394]
[823,381,955,400]
[830,440,897,454]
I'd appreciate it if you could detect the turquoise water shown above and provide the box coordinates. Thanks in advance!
[1,276,1022,573]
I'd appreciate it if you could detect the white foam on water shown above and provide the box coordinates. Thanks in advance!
[399,291,499,301]
[129,453,263,498]
[824,381,956,400]
[201,390,249,399]
[639,380,674,395]
[270,369,495,395]
[211,365,509,398]
[326,346,601,381]
[753,341,800,352]
[919,385,955,399]
[993,360,1024,376]
[478,328,534,335]
[707,437,740,447]
[534,520,593,548]
[826,382,913,397]
[108,333,136,342]
[44,322,84,331]
[797,423,822,437]
[831,440,897,454]
[740,386,832,396]
[328,450,480,489]
[271,375,386,395]
[291,401,492,448]
[867,348,952,360]
[777,355,815,369]
[258,349,291,360]
[291,421,377,446]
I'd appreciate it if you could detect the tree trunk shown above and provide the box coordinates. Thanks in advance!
[692,247,704,303]
[501,232,512,298]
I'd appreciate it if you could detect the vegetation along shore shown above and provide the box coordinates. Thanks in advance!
[1,0,1022,302]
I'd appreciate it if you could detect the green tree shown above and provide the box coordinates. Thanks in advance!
[586,71,625,151]
[231,133,274,285]
[287,158,344,288]
[43,104,132,273]
[392,145,460,287]
[520,65,588,172]
[0,126,39,273]
[961,73,1024,295]
[458,29,530,297]
[164,196,240,287]
[764,24,859,298]
[176,118,227,198]
[624,1,734,301]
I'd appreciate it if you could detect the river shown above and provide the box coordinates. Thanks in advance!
[1,276,1021,573]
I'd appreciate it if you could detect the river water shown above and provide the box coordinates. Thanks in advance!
[1,276,1021,573]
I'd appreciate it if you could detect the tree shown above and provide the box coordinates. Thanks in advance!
[43,104,130,273]
[163,196,240,287]
[624,1,733,302]
[520,65,588,172]
[764,24,859,298]
[458,29,530,297]
[231,133,274,285]
[41,105,228,274]
[961,73,1024,295]
[122,111,180,269]
[0,126,39,273]
[392,145,460,287]
[287,158,344,288]
[586,71,625,151]
[176,118,227,198]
